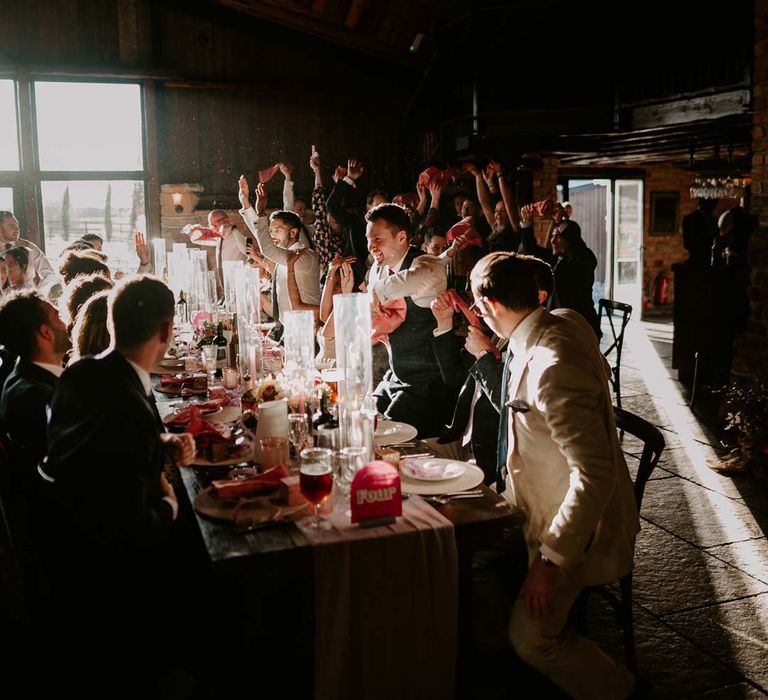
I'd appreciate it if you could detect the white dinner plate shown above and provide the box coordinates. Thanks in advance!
[401,458,465,482]
[374,420,418,447]
[399,462,484,495]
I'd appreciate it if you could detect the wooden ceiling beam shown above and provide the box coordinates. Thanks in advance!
[209,0,415,64]
[344,0,367,30]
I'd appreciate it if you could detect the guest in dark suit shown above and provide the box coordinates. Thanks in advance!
[44,275,196,695]
[0,291,70,613]
[366,204,457,438]
[683,198,719,267]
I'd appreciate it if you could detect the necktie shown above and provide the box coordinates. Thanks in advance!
[495,349,514,493]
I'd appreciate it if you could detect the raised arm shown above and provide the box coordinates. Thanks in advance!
[465,163,495,229]
[492,160,520,231]
[238,176,291,267]
[280,162,295,211]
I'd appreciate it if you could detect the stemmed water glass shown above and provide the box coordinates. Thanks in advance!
[288,413,310,472]
[299,447,333,529]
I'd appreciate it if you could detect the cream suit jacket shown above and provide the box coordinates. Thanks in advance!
[504,307,639,586]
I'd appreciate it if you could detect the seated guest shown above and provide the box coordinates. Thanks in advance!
[58,250,111,285]
[366,203,454,437]
[4,246,31,291]
[423,229,450,257]
[45,276,196,693]
[80,233,103,251]
[316,253,356,368]
[0,291,70,484]
[239,177,320,329]
[470,252,638,699]
[308,147,345,267]
[0,211,60,299]
[60,273,114,334]
[0,254,6,291]
[69,291,111,363]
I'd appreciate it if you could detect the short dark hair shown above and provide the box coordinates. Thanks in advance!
[108,275,174,350]
[366,189,389,206]
[470,252,539,312]
[520,255,554,300]
[81,233,103,245]
[5,246,29,272]
[62,273,114,331]
[63,239,96,252]
[365,203,412,238]
[59,251,110,284]
[424,229,447,244]
[269,209,302,232]
[0,290,50,359]
[0,210,13,221]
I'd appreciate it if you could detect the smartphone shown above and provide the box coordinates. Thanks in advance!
[246,237,253,247]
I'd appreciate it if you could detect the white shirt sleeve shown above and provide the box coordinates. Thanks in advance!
[282,179,295,211]
[240,206,290,266]
[371,254,447,308]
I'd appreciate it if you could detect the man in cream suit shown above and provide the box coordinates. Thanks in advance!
[470,252,640,699]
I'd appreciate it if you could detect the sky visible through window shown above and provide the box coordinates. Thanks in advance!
[0,80,20,171]
[35,81,144,172]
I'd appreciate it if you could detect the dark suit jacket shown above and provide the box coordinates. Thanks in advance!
[683,208,718,266]
[46,349,173,552]
[326,178,369,285]
[0,359,58,489]
[435,334,505,485]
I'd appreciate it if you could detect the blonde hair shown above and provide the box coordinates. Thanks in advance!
[70,291,111,363]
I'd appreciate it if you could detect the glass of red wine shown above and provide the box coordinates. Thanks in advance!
[299,447,333,529]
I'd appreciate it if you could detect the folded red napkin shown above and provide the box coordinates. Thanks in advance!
[165,399,228,426]
[160,374,192,386]
[259,163,280,184]
[181,224,222,245]
[371,298,407,344]
[418,166,453,189]
[446,217,484,248]
[210,465,290,499]
[531,199,556,218]
[186,406,231,451]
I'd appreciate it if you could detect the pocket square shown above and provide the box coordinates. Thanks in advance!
[506,399,530,413]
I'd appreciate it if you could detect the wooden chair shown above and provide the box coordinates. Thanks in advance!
[577,407,665,671]
[598,299,632,409]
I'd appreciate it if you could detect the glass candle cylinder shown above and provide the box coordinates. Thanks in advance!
[234,266,262,379]
[151,238,167,281]
[283,310,315,407]
[333,293,374,461]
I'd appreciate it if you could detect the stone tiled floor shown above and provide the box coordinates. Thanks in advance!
[593,317,768,697]
[466,315,768,698]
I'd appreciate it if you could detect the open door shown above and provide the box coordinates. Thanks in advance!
[613,179,644,309]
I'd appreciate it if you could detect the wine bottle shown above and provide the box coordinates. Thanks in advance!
[212,322,228,378]
[312,391,338,431]
[175,290,189,324]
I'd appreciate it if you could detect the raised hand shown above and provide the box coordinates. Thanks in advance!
[487,158,503,176]
[462,162,481,178]
[339,262,354,294]
[347,159,364,181]
[310,146,321,173]
[333,165,347,183]
[279,162,294,181]
[446,231,470,258]
[520,204,534,224]
[255,182,268,216]
[428,182,443,207]
[430,291,456,330]
[238,175,251,210]
[134,231,150,266]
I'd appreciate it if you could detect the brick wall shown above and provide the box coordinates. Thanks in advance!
[733,0,768,379]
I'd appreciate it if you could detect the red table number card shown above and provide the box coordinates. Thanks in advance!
[350,461,402,526]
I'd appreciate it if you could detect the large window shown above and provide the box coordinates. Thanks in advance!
[1,78,148,268]
[34,80,147,268]
[0,79,20,213]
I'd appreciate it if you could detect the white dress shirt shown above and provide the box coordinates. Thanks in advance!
[10,238,61,299]
[240,207,321,322]
[368,250,447,308]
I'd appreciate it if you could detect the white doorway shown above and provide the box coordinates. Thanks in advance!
[565,178,644,312]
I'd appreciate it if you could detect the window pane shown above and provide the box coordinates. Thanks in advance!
[0,188,13,211]
[42,180,145,271]
[35,82,144,172]
[618,261,638,285]
[0,80,20,170]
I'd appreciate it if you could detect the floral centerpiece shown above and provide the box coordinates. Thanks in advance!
[241,377,286,412]
[710,378,768,478]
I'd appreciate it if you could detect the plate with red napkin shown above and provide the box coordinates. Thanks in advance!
[184,407,251,466]
[163,399,228,428]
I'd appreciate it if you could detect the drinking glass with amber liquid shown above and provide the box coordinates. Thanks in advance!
[299,447,333,529]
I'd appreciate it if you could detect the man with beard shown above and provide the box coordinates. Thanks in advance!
[0,290,70,479]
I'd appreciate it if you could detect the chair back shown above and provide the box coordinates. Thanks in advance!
[613,406,665,511]
[598,299,632,366]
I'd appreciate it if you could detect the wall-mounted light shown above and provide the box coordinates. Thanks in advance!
[409,32,424,53]
[172,192,183,214]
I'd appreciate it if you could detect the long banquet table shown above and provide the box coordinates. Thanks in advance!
[155,384,523,699]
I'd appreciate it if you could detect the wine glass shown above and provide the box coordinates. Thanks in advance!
[336,446,367,515]
[288,413,310,472]
[299,447,333,529]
